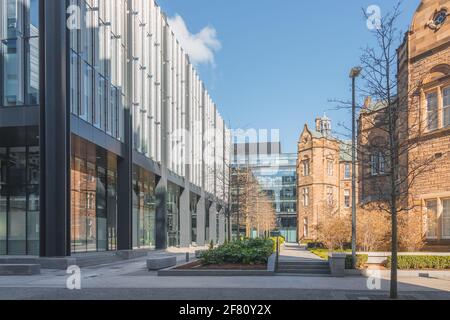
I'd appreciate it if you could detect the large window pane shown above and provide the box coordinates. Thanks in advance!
[96,164,107,252]
[2,38,25,106]
[167,183,180,247]
[443,199,450,238]
[27,0,39,36]
[0,186,6,255]
[9,147,26,185]
[70,135,118,253]
[426,200,438,238]
[4,0,24,39]
[27,185,39,255]
[427,92,438,131]
[80,61,92,121]
[8,186,26,254]
[106,160,117,251]
[26,37,39,104]
[27,146,39,184]
[443,87,450,127]
[0,147,6,186]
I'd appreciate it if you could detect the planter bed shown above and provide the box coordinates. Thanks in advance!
[158,253,276,277]
[175,261,266,270]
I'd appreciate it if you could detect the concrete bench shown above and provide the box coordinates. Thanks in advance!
[147,256,177,270]
[367,253,388,265]
[0,264,41,276]
[328,253,347,277]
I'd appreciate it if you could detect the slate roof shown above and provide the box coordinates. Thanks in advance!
[339,141,352,162]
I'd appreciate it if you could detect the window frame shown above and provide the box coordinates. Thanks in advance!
[344,189,350,208]
[303,187,309,207]
[326,186,333,207]
[302,159,310,177]
[425,199,438,240]
[442,198,450,239]
[327,159,334,176]
[443,86,450,128]
[426,91,439,132]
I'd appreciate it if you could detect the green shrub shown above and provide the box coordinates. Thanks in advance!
[385,255,450,270]
[306,242,325,249]
[345,254,368,269]
[200,238,274,265]
[270,236,285,252]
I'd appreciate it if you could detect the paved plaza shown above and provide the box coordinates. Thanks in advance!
[0,245,449,300]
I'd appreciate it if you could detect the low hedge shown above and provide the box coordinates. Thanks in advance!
[345,254,368,269]
[385,255,450,270]
[270,236,285,252]
[200,238,274,265]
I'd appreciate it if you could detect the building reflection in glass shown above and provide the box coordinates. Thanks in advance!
[167,182,180,247]
[71,135,117,253]
[132,165,156,249]
[0,127,39,255]
[190,193,199,245]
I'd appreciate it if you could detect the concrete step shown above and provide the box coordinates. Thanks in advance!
[278,264,330,270]
[278,261,328,266]
[0,264,41,275]
[277,268,331,275]
[276,272,332,277]
[75,255,124,267]
[0,257,40,265]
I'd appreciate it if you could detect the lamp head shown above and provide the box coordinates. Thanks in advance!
[349,67,362,78]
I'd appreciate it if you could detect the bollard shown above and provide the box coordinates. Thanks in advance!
[186,252,190,262]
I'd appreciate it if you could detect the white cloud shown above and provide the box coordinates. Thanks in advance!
[167,14,221,66]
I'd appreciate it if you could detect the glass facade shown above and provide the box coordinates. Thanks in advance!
[0,126,39,255]
[233,144,298,243]
[70,135,118,253]
[190,193,199,245]
[69,0,125,141]
[167,182,180,247]
[0,0,39,107]
[132,165,156,249]
[0,0,230,255]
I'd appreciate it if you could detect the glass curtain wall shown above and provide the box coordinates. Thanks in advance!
[167,182,180,247]
[69,0,125,141]
[71,135,117,253]
[205,201,210,244]
[0,0,39,107]
[190,193,199,245]
[132,166,156,249]
[0,126,39,255]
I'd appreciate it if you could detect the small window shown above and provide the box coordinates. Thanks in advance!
[344,190,350,208]
[327,160,333,176]
[433,10,448,26]
[344,163,351,179]
[427,92,438,131]
[371,150,387,176]
[327,187,333,206]
[302,159,310,176]
[303,218,308,238]
[303,187,309,207]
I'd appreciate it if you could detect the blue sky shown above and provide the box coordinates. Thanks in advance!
[159,0,419,153]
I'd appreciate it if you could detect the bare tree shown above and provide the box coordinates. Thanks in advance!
[231,166,276,239]
[357,2,446,298]
[212,161,233,242]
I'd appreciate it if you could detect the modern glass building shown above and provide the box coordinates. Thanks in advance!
[0,0,230,257]
[233,142,298,243]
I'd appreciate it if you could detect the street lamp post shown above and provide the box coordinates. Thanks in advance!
[349,67,362,269]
